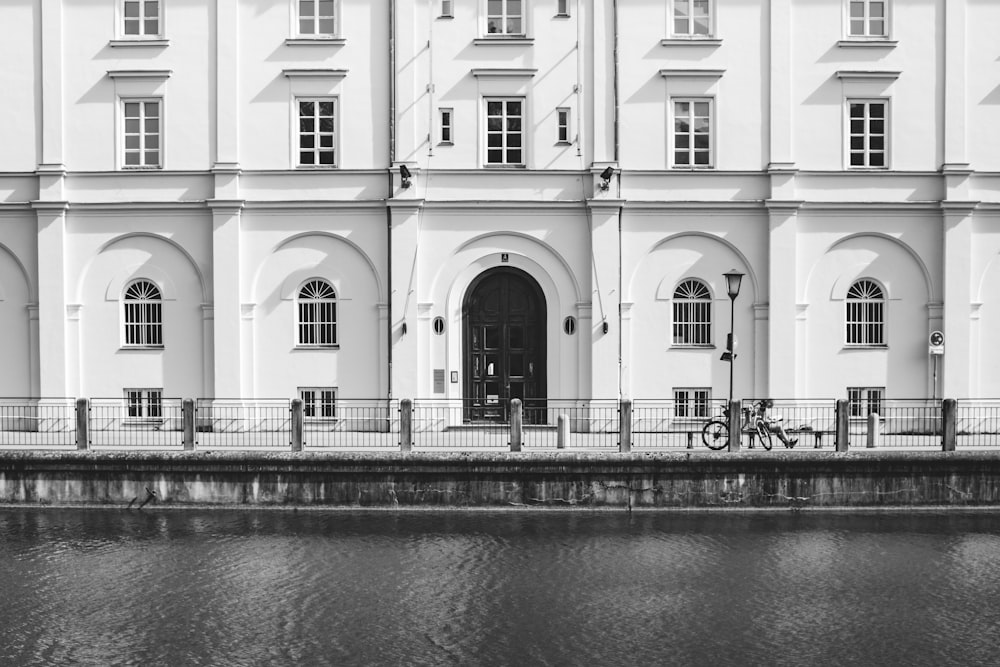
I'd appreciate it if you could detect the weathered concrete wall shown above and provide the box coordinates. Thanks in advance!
[1,451,999,510]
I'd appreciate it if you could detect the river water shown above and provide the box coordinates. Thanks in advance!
[1,508,999,666]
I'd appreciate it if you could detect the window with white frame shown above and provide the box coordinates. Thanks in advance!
[672,99,712,168]
[485,98,524,166]
[300,387,337,419]
[297,0,336,36]
[673,0,711,37]
[441,0,454,17]
[847,0,887,38]
[297,279,338,346]
[297,99,336,167]
[556,108,570,144]
[123,279,163,347]
[486,0,524,36]
[125,388,163,420]
[123,0,161,37]
[845,279,885,346]
[674,388,711,418]
[848,386,884,418]
[848,100,887,168]
[122,100,162,168]
[672,279,712,346]
[556,0,569,17]
[440,108,454,144]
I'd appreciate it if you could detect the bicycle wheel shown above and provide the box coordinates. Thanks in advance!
[755,421,773,451]
[702,420,730,450]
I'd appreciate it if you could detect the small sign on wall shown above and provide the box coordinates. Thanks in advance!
[501,253,509,263]
[433,369,445,394]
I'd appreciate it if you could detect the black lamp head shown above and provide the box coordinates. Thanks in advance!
[399,164,412,188]
[599,166,614,190]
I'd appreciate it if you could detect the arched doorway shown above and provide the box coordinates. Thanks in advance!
[463,267,546,422]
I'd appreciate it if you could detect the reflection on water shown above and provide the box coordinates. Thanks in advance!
[2,509,1000,666]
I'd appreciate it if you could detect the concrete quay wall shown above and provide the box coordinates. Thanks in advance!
[1,451,999,510]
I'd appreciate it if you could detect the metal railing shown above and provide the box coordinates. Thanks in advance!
[89,397,185,449]
[860,399,942,448]
[301,399,400,449]
[194,399,291,449]
[410,399,511,449]
[0,398,77,447]
[522,399,619,449]
[744,399,839,449]
[955,400,1000,448]
[631,400,709,450]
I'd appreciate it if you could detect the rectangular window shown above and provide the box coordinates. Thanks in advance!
[556,0,569,17]
[672,98,712,168]
[486,0,523,36]
[440,108,453,144]
[556,108,570,144]
[298,99,336,167]
[846,301,885,345]
[125,388,163,420]
[298,0,336,36]
[848,0,887,37]
[441,0,454,17]
[848,100,887,168]
[122,100,161,168]
[300,387,337,419]
[674,388,711,418]
[485,98,524,166]
[123,0,161,37]
[848,387,884,418]
[673,0,711,37]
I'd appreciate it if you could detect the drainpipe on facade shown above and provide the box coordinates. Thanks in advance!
[386,0,396,399]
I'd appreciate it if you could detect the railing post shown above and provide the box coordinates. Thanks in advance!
[182,398,195,450]
[399,398,412,452]
[835,399,850,451]
[510,398,522,452]
[557,414,568,449]
[75,398,89,450]
[290,398,303,452]
[619,400,632,453]
[942,398,957,452]
[727,400,741,452]
[866,412,880,448]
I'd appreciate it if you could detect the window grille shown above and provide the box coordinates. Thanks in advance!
[298,280,338,346]
[123,280,163,347]
[672,279,712,345]
[845,279,885,345]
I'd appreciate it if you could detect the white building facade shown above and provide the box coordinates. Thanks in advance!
[2,0,999,413]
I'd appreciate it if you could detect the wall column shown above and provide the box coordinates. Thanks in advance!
[33,203,70,397]
[208,201,245,398]
[767,0,794,172]
[388,199,423,399]
[941,203,975,398]
[586,200,623,400]
[766,202,801,397]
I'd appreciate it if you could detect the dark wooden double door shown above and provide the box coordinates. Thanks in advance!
[463,268,546,422]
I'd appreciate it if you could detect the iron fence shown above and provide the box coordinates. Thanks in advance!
[410,399,511,449]
[88,397,185,449]
[194,399,291,449]
[859,399,942,448]
[302,399,400,449]
[631,400,711,450]
[955,400,1000,448]
[0,398,77,447]
[744,399,838,449]
[522,399,619,449]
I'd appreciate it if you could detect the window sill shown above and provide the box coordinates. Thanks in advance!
[121,166,164,171]
[294,345,340,350]
[438,141,454,146]
[295,165,339,170]
[845,167,890,172]
[285,37,346,46]
[838,39,897,48]
[109,38,170,47]
[473,37,533,46]
[555,141,572,146]
[120,345,164,351]
[843,344,888,350]
[660,38,722,47]
[670,344,716,349]
[670,166,715,171]
[123,418,165,426]
[483,164,527,169]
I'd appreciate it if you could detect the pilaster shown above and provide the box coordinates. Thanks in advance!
[40,0,64,169]
[586,199,623,400]
[943,0,968,171]
[32,202,70,397]
[766,201,801,396]
[208,200,245,398]
[388,199,424,398]
[767,0,794,171]
[941,203,976,398]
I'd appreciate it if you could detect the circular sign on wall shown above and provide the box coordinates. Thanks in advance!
[929,331,944,347]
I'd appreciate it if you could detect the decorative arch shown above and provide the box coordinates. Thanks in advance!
[104,263,178,301]
[0,242,34,301]
[636,231,760,304]
[812,232,933,304]
[268,231,383,298]
[82,232,208,303]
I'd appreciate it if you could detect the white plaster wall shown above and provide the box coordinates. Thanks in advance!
[965,2,1000,172]
[246,211,385,399]
[76,232,206,399]
[0,242,32,396]
[972,214,1000,397]
[0,0,38,171]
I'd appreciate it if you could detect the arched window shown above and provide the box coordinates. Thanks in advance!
[845,279,885,345]
[123,279,163,347]
[297,279,338,346]
[672,279,712,345]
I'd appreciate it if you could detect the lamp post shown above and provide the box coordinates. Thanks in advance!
[722,270,744,410]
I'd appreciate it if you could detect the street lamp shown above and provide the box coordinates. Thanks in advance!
[721,270,744,410]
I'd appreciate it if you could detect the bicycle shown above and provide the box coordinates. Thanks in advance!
[700,400,775,451]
